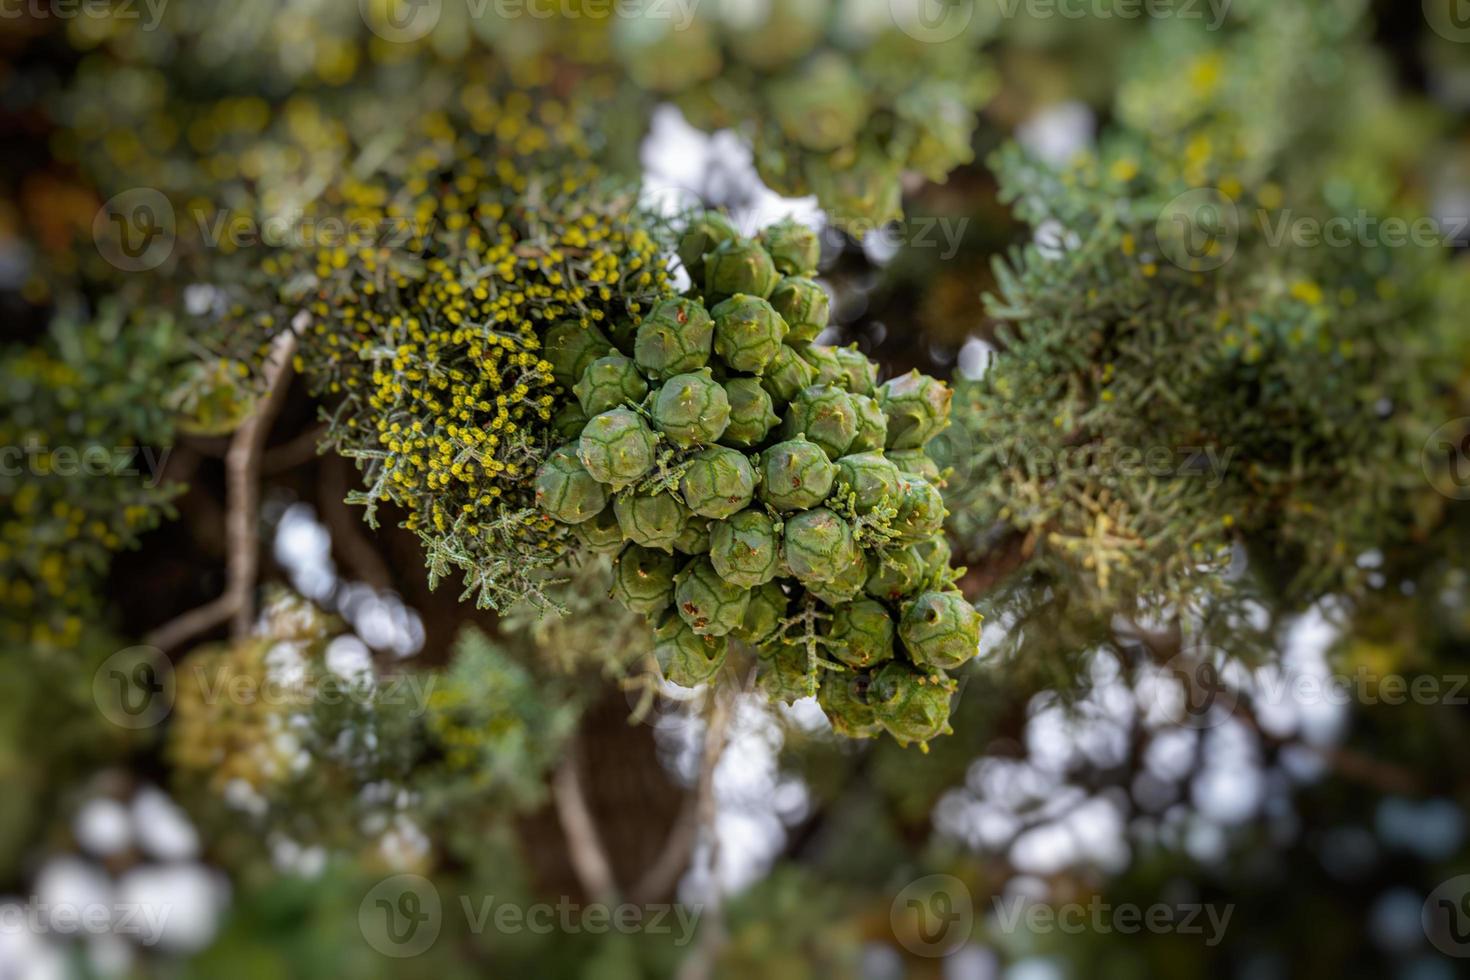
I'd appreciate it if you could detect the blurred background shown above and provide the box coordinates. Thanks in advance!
[2,1,1470,978]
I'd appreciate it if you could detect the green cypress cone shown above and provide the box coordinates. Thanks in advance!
[545,321,614,390]
[574,353,649,416]
[654,610,729,687]
[879,370,953,450]
[704,237,779,305]
[868,662,955,747]
[817,670,883,739]
[900,592,982,671]
[613,490,688,552]
[783,508,859,586]
[711,294,789,374]
[737,581,789,645]
[769,276,830,344]
[828,599,896,669]
[834,451,903,514]
[782,384,858,458]
[761,344,819,407]
[680,445,757,519]
[653,368,731,447]
[578,408,657,488]
[535,445,608,525]
[709,509,782,588]
[722,377,782,448]
[674,557,752,636]
[635,297,714,379]
[759,436,836,511]
[758,217,821,276]
[610,545,677,616]
[849,394,889,453]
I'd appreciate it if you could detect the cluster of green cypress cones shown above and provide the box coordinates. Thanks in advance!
[535,213,980,748]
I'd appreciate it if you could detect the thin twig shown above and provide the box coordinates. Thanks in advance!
[552,738,620,905]
[145,331,298,650]
[674,676,745,980]
[629,682,736,905]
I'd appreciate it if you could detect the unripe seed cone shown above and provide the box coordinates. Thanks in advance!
[879,371,954,450]
[768,53,870,153]
[760,437,836,511]
[758,217,821,276]
[614,490,688,552]
[711,294,789,374]
[833,346,878,396]
[536,445,608,525]
[769,276,830,344]
[546,321,614,390]
[722,377,781,447]
[674,515,713,556]
[611,545,677,616]
[574,353,649,417]
[783,508,858,585]
[807,548,868,607]
[653,369,730,446]
[704,237,779,304]
[761,345,818,407]
[869,662,955,747]
[674,557,752,636]
[783,384,858,458]
[709,509,781,588]
[758,642,814,705]
[737,581,789,645]
[578,408,657,488]
[835,451,903,514]
[798,344,846,388]
[574,507,625,554]
[654,610,728,688]
[911,534,953,577]
[848,394,889,453]
[900,591,981,671]
[552,401,590,442]
[865,547,927,602]
[894,477,946,541]
[817,670,883,739]
[680,446,756,519]
[635,298,714,379]
[828,599,896,669]
[677,211,738,286]
[888,448,941,482]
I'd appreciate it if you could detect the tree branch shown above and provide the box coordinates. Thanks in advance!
[145,330,298,650]
[552,738,620,905]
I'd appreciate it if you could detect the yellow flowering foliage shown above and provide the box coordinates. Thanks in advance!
[0,313,180,649]
[227,92,675,610]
